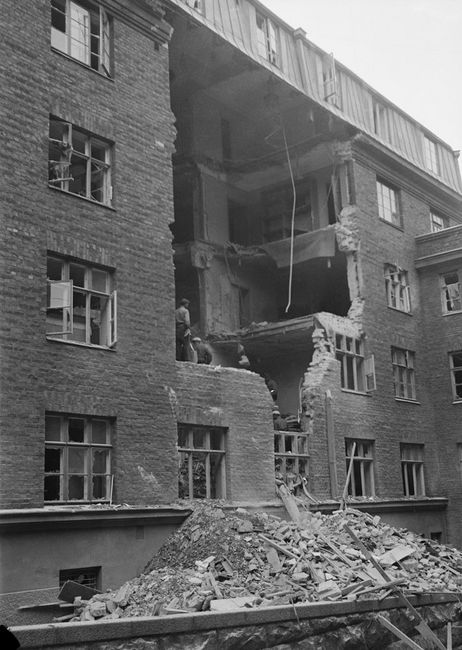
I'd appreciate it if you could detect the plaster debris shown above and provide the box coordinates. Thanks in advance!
[67,503,462,623]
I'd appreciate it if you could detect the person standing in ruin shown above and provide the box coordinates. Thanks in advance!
[175,298,192,361]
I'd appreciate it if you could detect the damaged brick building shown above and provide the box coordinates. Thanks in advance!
[1,0,462,623]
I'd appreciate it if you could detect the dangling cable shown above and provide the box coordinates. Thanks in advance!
[282,120,297,314]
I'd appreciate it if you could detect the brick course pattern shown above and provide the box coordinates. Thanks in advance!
[0,1,178,507]
[175,363,276,502]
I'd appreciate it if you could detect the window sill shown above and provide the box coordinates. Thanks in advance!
[44,500,110,506]
[51,47,114,82]
[442,310,462,317]
[48,185,116,211]
[387,306,413,316]
[46,337,116,352]
[394,397,420,404]
[379,218,404,231]
[340,389,370,396]
[452,400,462,405]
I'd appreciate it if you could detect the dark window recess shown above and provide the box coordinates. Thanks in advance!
[228,200,250,246]
[327,181,336,224]
[430,532,442,543]
[59,566,101,589]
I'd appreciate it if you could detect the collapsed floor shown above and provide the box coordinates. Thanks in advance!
[60,501,462,648]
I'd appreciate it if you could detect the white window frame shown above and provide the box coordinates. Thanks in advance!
[430,210,448,233]
[441,271,461,314]
[49,117,112,205]
[377,179,401,227]
[178,425,226,499]
[46,255,117,348]
[449,352,462,401]
[335,334,375,393]
[345,439,375,497]
[423,135,440,175]
[274,431,309,490]
[391,347,416,400]
[45,414,112,503]
[384,264,411,313]
[51,0,111,76]
[255,12,279,65]
[400,444,425,497]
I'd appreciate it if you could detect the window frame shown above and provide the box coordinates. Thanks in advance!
[177,425,227,499]
[430,210,449,233]
[274,431,309,489]
[384,264,411,313]
[44,414,113,503]
[423,135,440,175]
[46,255,117,349]
[345,439,375,497]
[376,179,401,227]
[51,0,112,76]
[449,351,462,401]
[335,334,375,393]
[372,101,390,141]
[49,117,112,206]
[440,271,462,314]
[400,443,425,497]
[255,11,279,66]
[391,346,417,401]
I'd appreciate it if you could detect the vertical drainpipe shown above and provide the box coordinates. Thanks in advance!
[325,389,338,498]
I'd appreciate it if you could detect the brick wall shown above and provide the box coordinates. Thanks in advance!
[175,363,276,502]
[0,2,178,507]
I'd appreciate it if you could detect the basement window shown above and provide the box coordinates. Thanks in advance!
[51,0,111,75]
[391,347,416,401]
[423,135,440,175]
[59,566,101,590]
[430,210,449,233]
[46,255,117,348]
[449,352,462,401]
[400,444,425,497]
[441,271,461,314]
[178,425,226,499]
[255,12,279,65]
[384,264,411,313]
[45,414,113,502]
[376,179,401,227]
[335,334,376,393]
[274,432,309,494]
[345,439,375,497]
[49,117,112,205]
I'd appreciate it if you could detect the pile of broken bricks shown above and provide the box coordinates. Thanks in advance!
[64,503,462,623]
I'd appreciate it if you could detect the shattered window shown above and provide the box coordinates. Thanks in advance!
[178,425,226,499]
[335,334,365,392]
[274,433,309,495]
[51,0,111,76]
[376,179,401,227]
[46,255,117,348]
[449,352,462,401]
[59,566,101,589]
[384,264,411,313]
[44,414,112,502]
[255,12,279,65]
[391,347,416,401]
[400,444,425,497]
[49,117,112,205]
[441,272,461,314]
[345,439,375,497]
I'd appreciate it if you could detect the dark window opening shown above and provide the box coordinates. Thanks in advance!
[59,566,101,590]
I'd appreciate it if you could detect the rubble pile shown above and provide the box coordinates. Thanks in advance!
[69,503,462,622]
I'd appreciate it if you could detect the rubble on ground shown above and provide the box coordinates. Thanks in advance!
[66,502,462,622]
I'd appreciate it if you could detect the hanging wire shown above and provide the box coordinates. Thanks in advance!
[281,120,297,314]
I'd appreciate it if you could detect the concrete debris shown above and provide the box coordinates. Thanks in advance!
[68,503,462,622]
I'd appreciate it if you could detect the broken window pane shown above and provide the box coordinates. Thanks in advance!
[91,420,107,444]
[193,429,206,449]
[68,448,86,473]
[92,475,107,500]
[69,263,86,288]
[45,447,61,472]
[177,426,226,499]
[192,452,207,498]
[68,418,85,442]
[44,474,61,501]
[92,449,108,474]
[68,475,85,500]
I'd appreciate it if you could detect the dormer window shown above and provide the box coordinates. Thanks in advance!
[256,12,279,65]
[423,135,440,175]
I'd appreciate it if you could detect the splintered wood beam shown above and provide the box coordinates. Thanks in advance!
[376,614,425,650]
